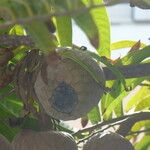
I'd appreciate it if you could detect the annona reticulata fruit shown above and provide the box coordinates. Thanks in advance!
[12,129,78,150]
[83,132,134,150]
[34,47,105,120]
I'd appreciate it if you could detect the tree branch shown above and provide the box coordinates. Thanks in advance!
[116,111,150,136]
[0,35,150,80]
[103,63,150,80]
[0,34,34,48]
[139,83,150,87]
[0,0,149,29]
[127,128,150,136]
[73,111,150,137]
[0,2,108,30]
[77,127,150,144]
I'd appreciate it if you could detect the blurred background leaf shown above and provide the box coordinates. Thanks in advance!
[110,40,146,51]
[126,81,150,112]
[88,106,101,124]
[73,1,99,48]
[82,0,111,57]
[135,135,150,150]
[53,16,72,46]
[101,45,150,120]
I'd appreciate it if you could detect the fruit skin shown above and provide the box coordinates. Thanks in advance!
[34,48,105,120]
[12,129,78,150]
[83,132,135,150]
[0,134,12,150]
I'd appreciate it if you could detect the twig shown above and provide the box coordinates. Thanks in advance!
[0,0,149,29]
[103,63,150,80]
[127,128,150,136]
[0,0,140,30]
[116,111,150,136]
[77,131,98,145]
[139,83,150,87]
[0,35,150,80]
[0,35,34,48]
[77,127,150,144]
[73,111,150,137]
[0,3,106,29]
[76,119,127,144]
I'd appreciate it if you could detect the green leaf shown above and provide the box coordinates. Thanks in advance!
[82,0,111,57]
[103,78,145,120]
[116,45,150,65]
[125,85,150,112]
[0,18,10,34]
[144,0,150,5]
[135,135,150,150]
[8,25,28,61]
[100,94,111,118]
[1,98,23,118]
[0,85,22,118]
[73,1,99,48]
[9,24,26,35]
[86,50,133,119]
[110,40,146,51]
[0,103,14,119]
[51,0,72,11]
[0,0,33,19]
[135,95,150,111]
[53,16,72,46]
[0,0,58,53]
[101,80,124,119]
[21,117,40,131]
[86,51,127,90]
[0,0,51,20]
[101,45,150,119]
[52,0,74,47]
[25,21,57,53]
[88,106,101,124]
[84,50,132,119]
[131,120,150,132]
[0,122,17,141]
[0,87,16,119]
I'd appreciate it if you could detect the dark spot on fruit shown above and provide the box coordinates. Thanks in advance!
[50,81,78,114]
